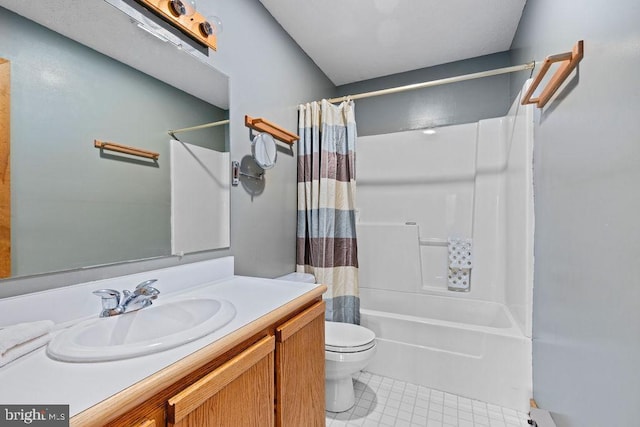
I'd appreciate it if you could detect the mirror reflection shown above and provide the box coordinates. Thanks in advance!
[251,133,277,170]
[0,4,230,279]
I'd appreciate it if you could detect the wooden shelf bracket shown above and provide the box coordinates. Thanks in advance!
[94,140,159,160]
[521,40,584,108]
[245,115,300,145]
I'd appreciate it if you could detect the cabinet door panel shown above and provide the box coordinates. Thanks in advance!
[275,301,325,427]
[167,336,275,427]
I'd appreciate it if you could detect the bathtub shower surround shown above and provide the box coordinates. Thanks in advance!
[170,140,230,255]
[297,99,360,324]
[359,289,531,412]
[355,85,535,411]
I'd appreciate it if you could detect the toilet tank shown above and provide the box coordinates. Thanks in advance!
[276,272,316,283]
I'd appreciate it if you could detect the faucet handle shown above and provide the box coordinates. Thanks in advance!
[134,280,160,300]
[93,289,121,310]
[135,279,158,291]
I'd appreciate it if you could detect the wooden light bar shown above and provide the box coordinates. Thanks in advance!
[245,115,300,145]
[522,40,584,108]
[136,0,217,51]
[94,140,159,160]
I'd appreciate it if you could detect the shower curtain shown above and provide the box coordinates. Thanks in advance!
[296,99,360,324]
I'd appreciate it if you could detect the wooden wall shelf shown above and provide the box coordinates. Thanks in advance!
[245,116,299,145]
[136,0,217,51]
[521,40,584,108]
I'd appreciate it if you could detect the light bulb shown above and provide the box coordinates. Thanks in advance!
[199,15,223,37]
[184,0,197,16]
[169,0,196,17]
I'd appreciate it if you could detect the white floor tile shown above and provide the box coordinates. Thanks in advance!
[412,414,428,425]
[325,371,531,427]
[428,411,444,422]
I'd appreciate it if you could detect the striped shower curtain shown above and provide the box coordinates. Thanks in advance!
[296,99,360,324]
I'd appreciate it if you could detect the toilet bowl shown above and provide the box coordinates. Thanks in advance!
[276,272,377,413]
[324,320,376,412]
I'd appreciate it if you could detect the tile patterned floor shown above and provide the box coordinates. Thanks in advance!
[326,371,531,427]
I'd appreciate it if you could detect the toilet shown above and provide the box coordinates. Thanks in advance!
[324,320,376,412]
[276,272,377,413]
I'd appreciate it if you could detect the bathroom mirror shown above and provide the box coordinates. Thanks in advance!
[251,133,278,170]
[0,0,230,280]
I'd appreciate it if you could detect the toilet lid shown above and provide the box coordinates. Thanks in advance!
[325,321,376,353]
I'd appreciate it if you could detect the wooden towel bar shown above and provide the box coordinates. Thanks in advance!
[245,115,299,145]
[521,40,584,108]
[94,140,159,160]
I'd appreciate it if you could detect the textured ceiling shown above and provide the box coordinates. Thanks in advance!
[259,0,526,85]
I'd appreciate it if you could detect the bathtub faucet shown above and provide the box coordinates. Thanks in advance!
[93,279,160,317]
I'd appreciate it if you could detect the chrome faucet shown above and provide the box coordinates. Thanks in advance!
[93,279,160,317]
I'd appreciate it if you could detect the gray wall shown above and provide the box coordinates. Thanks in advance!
[0,0,334,297]
[511,2,640,426]
[205,0,336,279]
[0,7,226,278]
[336,52,512,136]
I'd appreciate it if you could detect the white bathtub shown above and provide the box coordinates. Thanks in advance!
[359,288,532,412]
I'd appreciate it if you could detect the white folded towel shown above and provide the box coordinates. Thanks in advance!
[0,333,51,367]
[0,320,54,367]
[448,237,473,291]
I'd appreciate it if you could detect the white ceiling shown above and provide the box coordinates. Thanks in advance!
[259,0,527,86]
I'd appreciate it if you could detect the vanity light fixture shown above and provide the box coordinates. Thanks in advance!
[135,0,222,50]
[422,129,436,135]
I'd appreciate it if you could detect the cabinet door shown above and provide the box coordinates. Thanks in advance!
[167,336,275,427]
[275,301,326,427]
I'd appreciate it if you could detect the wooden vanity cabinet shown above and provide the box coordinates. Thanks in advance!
[275,301,325,426]
[92,298,326,427]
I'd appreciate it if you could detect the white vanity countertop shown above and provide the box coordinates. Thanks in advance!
[0,258,321,418]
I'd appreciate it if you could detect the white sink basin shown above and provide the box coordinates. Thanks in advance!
[47,297,236,362]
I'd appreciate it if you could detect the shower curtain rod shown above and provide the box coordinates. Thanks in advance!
[324,62,538,104]
[168,119,230,138]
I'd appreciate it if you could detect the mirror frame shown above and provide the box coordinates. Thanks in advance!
[0,58,9,278]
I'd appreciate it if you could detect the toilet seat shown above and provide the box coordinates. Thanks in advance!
[325,321,376,353]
